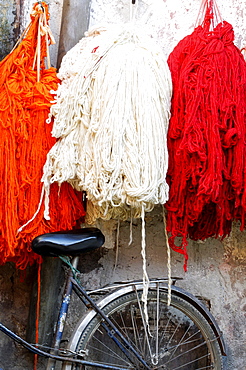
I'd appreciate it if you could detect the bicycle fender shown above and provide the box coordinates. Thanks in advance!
[160,284,227,356]
[67,281,226,357]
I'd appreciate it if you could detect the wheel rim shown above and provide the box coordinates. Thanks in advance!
[76,290,220,369]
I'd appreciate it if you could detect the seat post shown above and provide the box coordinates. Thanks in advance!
[46,255,80,370]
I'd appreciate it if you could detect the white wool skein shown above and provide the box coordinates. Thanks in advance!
[43,24,172,223]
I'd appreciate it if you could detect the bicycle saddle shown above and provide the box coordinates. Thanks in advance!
[31,228,105,257]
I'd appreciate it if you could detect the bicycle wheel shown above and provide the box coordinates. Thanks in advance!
[68,288,223,369]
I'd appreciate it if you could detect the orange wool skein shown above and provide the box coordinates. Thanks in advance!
[0,2,85,269]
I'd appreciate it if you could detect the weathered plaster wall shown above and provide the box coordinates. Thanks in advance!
[0,263,36,369]
[0,1,245,369]
[89,0,246,55]
[0,0,19,59]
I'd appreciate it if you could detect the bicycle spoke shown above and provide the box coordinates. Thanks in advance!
[129,305,143,355]
[85,333,133,366]
[158,308,176,347]
[153,282,160,365]
[170,353,214,370]
[134,286,153,359]
[163,340,212,366]
[107,303,144,359]
[167,327,201,359]
[118,309,135,350]
[74,289,222,370]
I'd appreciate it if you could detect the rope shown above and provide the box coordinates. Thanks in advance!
[59,256,81,283]
[18,185,45,233]
[114,219,120,272]
[195,0,222,28]
[128,210,133,246]
[141,205,150,324]
[162,206,172,306]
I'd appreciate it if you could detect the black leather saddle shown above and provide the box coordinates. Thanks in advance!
[31,228,105,257]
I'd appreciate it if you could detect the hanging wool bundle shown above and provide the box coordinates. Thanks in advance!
[165,0,246,269]
[43,24,172,225]
[0,2,85,269]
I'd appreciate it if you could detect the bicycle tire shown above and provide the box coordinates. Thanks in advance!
[65,288,223,370]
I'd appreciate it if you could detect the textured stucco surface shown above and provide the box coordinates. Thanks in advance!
[0,0,17,59]
[89,0,246,56]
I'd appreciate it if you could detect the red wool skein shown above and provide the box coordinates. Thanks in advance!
[166,6,246,270]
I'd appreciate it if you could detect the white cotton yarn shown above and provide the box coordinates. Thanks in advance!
[43,23,172,224]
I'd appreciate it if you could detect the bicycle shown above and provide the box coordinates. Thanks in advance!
[0,227,226,369]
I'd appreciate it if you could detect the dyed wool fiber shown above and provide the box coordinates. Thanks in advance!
[0,2,85,269]
[43,24,172,224]
[166,4,246,269]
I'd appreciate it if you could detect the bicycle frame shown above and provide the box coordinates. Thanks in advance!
[0,256,152,370]
[0,321,130,370]
[0,255,226,369]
